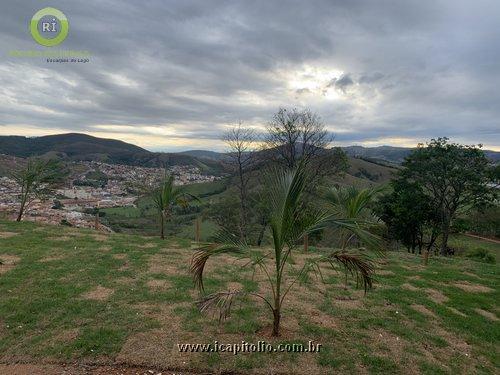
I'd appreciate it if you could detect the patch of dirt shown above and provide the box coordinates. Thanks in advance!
[370,329,406,358]
[148,254,182,275]
[146,279,170,290]
[81,286,114,301]
[402,283,419,291]
[47,236,72,241]
[376,270,394,276]
[474,308,498,321]
[118,264,129,272]
[426,289,449,304]
[402,264,425,271]
[308,309,339,330]
[0,254,20,274]
[112,254,127,260]
[116,303,203,369]
[407,275,421,281]
[92,233,109,241]
[452,281,493,293]
[99,246,112,252]
[410,304,437,318]
[448,307,467,317]
[0,231,17,238]
[334,295,364,309]
[138,243,156,249]
[39,255,65,263]
[115,277,135,285]
[51,328,79,343]
[226,281,243,291]
[256,323,298,340]
[434,327,471,357]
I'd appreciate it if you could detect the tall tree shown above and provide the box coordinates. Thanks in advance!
[399,138,494,255]
[11,158,68,222]
[376,179,441,264]
[151,173,198,240]
[190,162,380,336]
[222,122,256,241]
[264,108,347,180]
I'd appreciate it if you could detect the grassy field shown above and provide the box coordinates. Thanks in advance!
[100,179,227,239]
[0,220,499,374]
[449,234,500,257]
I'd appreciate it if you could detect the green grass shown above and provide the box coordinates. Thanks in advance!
[100,179,226,238]
[0,220,499,374]
[449,233,500,257]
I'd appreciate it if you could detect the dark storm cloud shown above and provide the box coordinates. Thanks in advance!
[327,74,354,93]
[0,0,499,150]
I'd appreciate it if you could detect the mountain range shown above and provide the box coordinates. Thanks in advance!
[0,133,498,170]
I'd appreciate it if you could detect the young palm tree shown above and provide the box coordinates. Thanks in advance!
[190,163,381,336]
[152,173,198,240]
[324,185,383,250]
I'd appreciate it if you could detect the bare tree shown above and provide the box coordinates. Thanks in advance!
[223,122,256,241]
[265,108,347,179]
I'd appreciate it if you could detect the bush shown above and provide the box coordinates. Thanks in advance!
[60,219,73,227]
[52,199,64,209]
[465,247,496,264]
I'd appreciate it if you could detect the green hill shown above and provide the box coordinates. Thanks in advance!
[0,133,225,174]
[343,145,500,164]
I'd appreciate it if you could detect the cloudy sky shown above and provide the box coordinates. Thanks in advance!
[1,1,499,151]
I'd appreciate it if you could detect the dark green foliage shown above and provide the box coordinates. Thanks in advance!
[377,179,440,254]
[51,199,64,210]
[378,138,496,256]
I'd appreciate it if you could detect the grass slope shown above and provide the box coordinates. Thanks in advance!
[0,221,498,374]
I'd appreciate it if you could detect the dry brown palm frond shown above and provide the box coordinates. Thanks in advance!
[196,290,246,323]
[190,242,244,292]
[327,251,375,292]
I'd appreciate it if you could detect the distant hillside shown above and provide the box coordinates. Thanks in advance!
[342,145,500,164]
[0,134,225,174]
[1,133,496,178]
[180,150,227,161]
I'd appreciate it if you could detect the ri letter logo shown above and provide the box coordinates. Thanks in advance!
[30,7,69,47]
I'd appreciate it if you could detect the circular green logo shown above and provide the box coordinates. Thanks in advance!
[30,7,69,47]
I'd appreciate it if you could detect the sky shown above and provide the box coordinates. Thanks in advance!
[1,1,499,152]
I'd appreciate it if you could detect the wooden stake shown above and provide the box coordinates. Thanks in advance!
[304,233,309,252]
[423,250,429,266]
[95,202,100,230]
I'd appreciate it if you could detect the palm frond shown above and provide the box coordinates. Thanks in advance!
[327,250,375,292]
[325,217,385,254]
[196,290,245,323]
[190,230,247,292]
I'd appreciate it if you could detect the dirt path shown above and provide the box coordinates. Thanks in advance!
[464,233,500,244]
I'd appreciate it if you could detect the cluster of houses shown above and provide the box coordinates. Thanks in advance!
[0,160,222,230]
